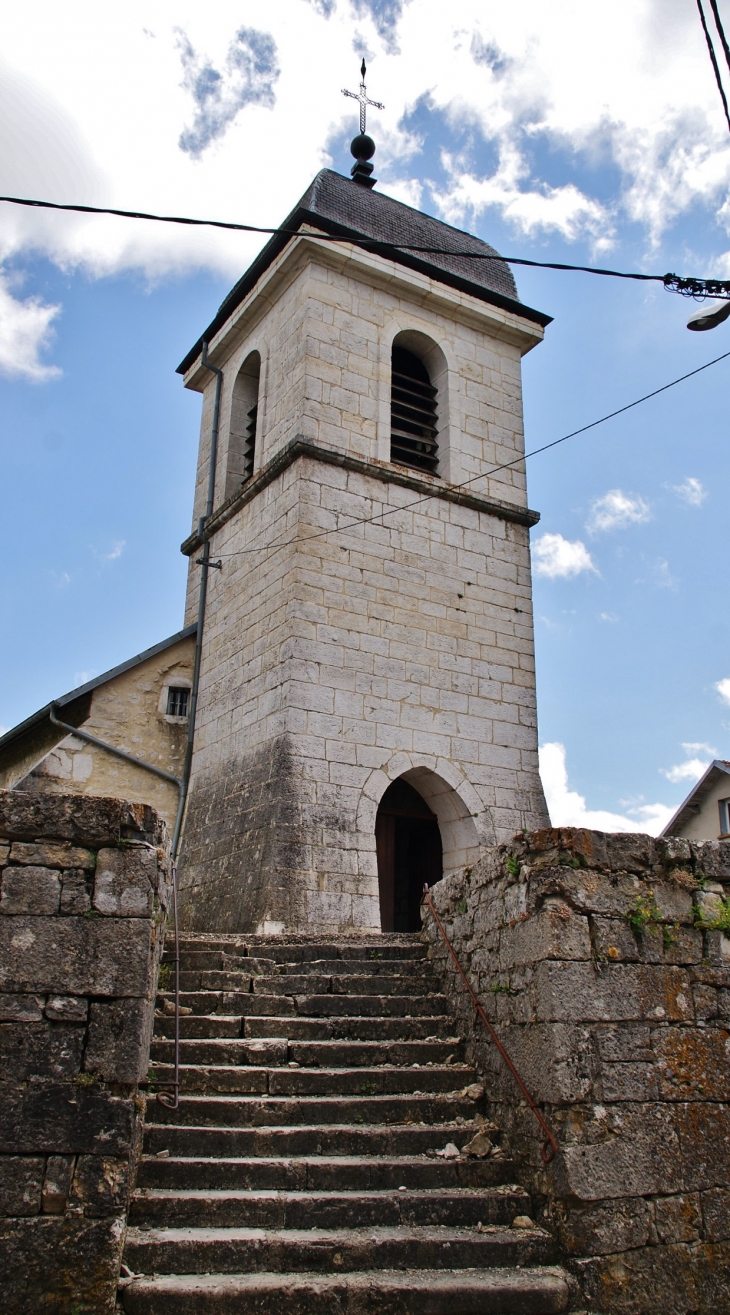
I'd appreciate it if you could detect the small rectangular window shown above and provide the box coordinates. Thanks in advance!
[719,798,730,836]
[166,687,189,718]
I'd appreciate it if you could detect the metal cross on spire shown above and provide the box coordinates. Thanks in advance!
[342,59,384,135]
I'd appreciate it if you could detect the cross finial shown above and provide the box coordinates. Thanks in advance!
[342,59,384,135]
[342,59,384,188]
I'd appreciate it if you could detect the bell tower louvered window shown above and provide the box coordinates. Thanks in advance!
[243,403,257,481]
[390,346,439,476]
[225,351,261,499]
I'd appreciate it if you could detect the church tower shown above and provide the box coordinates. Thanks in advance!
[175,99,552,935]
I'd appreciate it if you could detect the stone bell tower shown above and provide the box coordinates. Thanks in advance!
[175,111,552,936]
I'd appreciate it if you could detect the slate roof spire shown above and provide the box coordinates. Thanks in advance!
[342,59,384,189]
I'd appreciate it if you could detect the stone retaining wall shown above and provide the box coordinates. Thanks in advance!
[0,790,171,1314]
[423,827,730,1315]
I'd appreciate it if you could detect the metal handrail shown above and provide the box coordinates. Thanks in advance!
[156,861,180,1110]
[421,886,558,1165]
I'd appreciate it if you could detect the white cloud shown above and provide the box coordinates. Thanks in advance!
[0,269,61,382]
[660,742,716,785]
[432,143,612,246]
[91,540,125,567]
[661,757,712,784]
[667,476,706,506]
[532,533,597,579]
[599,611,618,622]
[715,678,730,707]
[586,489,651,534]
[653,557,677,589]
[0,0,727,293]
[539,741,674,836]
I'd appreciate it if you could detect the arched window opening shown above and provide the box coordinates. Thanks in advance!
[226,351,261,500]
[390,345,439,476]
[375,778,442,932]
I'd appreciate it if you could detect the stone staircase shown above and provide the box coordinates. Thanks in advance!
[119,933,570,1313]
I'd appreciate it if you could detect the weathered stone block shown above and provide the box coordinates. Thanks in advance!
[532,960,694,1024]
[0,1083,136,1156]
[0,790,164,849]
[653,1025,730,1101]
[0,915,153,996]
[0,866,60,915]
[653,1192,701,1243]
[93,846,156,917]
[701,1185,730,1241]
[0,1021,84,1081]
[69,1155,130,1217]
[44,995,88,1022]
[9,840,96,870]
[59,868,90,914]
[42,1154,74,1214]
[693,840,730,879]
[0,1156,44,1216]
[500,899,591,966]
[573,1242,706,1315]
[0,1212,124,1314]
[557,1102,681,1200]
[85,999,149,1082]
[0,994,44,1021]
[557,1195,651,1257]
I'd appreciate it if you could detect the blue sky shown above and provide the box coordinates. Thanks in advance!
[2,0,730,832]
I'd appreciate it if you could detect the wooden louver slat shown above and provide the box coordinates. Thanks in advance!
[243,404,257,481]
[390,351,439,476]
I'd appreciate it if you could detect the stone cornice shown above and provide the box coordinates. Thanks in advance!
[180,439,540,556]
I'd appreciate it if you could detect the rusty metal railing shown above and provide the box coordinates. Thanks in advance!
[421,886,558,1165]
[156,861,180,1110]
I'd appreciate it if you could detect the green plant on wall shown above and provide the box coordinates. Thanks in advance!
[158,962,173,991]
[505,854,520,877]
[693,895,730,934]
[626,890,661,938]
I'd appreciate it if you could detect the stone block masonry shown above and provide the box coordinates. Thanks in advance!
[0,790,172,1314]
[178,237,549,936]
[422,827,730,1315]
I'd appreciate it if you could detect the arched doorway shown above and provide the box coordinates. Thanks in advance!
[375,778,443,932]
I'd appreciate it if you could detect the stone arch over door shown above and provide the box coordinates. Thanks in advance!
[356,754,489,921]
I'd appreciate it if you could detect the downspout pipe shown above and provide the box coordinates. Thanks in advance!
[171,339,223,860]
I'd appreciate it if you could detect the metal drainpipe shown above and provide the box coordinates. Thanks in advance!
[155,341,223,1111]
[170,339,223,860]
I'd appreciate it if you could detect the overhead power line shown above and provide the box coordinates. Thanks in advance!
[697,0,730,133]
[212,347,730,561]
[1,192,729,301]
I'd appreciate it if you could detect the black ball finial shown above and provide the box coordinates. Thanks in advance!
[350,132,376,188]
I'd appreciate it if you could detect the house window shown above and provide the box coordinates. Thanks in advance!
[166,687,189,718]
[390,345,439,476]
[719,798,730,836]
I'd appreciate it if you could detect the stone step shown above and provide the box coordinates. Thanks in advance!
[151,1038,288,1067]
[156,992,451,1018]
[150,1090,484,1127]
[123,1222,555,1276]
[147,1063,476,1097]
[143,1119,489,1159]
[170,939,428,962]
[129,1186,530,1230]
[150,1034,465,1068]
[166,954,434,977]
[137,1154,514,1193]
[182,972,441,995]
[153,1013,460,1042]
[120,1266,570,1315]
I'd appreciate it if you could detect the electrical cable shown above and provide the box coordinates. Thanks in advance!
[697,0,730,132]
[209,347,730,561]
[709,0,730,76]
[1,191,729,299]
